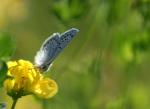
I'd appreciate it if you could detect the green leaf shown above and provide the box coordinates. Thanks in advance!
[52,0,90,23]
[0,61,8,88]
[0,32,15,61]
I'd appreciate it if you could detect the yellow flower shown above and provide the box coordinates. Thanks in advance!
[3,60,58,99]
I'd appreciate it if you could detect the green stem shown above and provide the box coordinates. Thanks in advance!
[11,98,18,109]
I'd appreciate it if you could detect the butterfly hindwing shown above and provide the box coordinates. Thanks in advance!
[34,28,79,71]
[34,33,60,71]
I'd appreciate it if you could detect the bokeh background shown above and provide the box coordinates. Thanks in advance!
[0,0,150,109]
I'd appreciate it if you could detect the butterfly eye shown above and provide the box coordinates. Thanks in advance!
[40,65,47,71]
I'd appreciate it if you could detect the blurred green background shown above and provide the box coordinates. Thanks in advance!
[0,0,150,109]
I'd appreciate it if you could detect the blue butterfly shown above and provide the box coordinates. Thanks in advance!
[0,102,6,109]
[34,28,79,71]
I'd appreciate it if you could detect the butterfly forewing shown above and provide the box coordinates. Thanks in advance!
[34,28,79,72]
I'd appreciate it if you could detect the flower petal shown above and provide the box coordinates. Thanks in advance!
[4,79,15,92]
[33,78,58,99]
[7,61,17,68]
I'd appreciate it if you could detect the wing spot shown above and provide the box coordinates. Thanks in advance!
[58,46,62,49]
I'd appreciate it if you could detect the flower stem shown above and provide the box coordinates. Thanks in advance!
[11,98,18,109]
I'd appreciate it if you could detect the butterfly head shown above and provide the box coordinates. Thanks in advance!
[35,63,52,72]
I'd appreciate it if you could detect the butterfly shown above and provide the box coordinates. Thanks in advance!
[34,28,79,72]
[0,102,6,109]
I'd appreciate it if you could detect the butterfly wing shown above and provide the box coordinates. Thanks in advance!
[34,28,79,71]
[59,28,79,48]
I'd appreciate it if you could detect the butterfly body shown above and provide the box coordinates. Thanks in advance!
[34,28,79,72]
